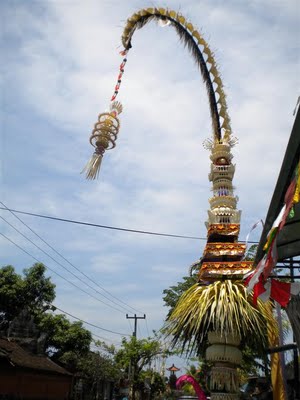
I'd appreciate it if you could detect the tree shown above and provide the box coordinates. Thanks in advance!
[38,312,92,368]
[0,263,55,330]
[22,263,56,315]
[0,264,92,367]
[162,274,197,317]
[0,263,122,394]
[114,336,165,400]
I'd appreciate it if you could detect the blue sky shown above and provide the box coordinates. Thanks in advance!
[1,0,299,372]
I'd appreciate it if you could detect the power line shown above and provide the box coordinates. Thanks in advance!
[145,318,151,337]
[0,206,259,244]
[0,232,134,317]
[0,217,126,314]
[0,232,131,336]
[0,201,143,314]
[91,334,121,346]
[52,305,130,337]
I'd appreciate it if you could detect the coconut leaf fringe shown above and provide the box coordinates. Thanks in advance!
[163,281,278,356]
[81,153,103,180]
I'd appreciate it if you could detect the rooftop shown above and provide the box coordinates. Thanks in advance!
[0,337,71,376]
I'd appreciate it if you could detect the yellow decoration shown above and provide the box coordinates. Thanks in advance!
[203,47,212,56]
[269,327,286,400]
[82,102,122,180]
[217,95,226,105]
[213,77,222,86]
[219,108,227,118]
[185,22,194,31]
[158,8,166,15]
[221,120,230,130]
[215,86,224,95]
[129,13,140,22]
[198,38,207,46]
[166,280,278,349]
[139,9,149,16]
[126,21,135,29]
[193,31,201,41]
[120,7,231,143]
[293,162,300,203]
[209,66,218,76]
[206,55,214,64]
[177,15,186,24]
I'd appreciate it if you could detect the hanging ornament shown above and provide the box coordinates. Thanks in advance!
[82,48,129,180]
[82,101,123,179]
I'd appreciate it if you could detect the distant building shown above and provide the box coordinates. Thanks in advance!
[0,310,72,400]
[0,337,73,399]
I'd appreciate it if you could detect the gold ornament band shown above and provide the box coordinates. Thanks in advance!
[82,101,122,179]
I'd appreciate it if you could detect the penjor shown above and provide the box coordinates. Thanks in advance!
[83,7,279,400]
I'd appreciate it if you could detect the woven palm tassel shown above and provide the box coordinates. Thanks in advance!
[82,148,104,180]
[82,101,122,179]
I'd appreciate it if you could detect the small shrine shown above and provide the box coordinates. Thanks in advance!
[167,363,180,376]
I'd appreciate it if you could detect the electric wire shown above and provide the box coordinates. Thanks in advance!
[1,213,164,341]
[0,232,130,336]
[127,318,133,334]
[0,206,259,244]
[0,201,143,314]
[52,305,130,337]
[138,324,142,338]
[0,232,134,320]
[0,217,127,314]
[145,318,151,337]
[91,335,121,347]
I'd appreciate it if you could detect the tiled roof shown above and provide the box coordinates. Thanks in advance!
[0,338,71,375]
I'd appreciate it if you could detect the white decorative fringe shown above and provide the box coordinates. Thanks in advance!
[81,153,103,180]
[210,366,239,393]
[210,394,239,400]
[206,344,242,365]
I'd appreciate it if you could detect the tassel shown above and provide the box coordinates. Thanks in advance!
[82,101,122,180]
[81,149,104,180]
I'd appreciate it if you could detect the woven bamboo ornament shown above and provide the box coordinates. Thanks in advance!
[82,101,122,179]
[84,7,234,180]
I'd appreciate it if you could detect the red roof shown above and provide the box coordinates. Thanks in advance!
[167,363,180,371]
[0,338,71,375]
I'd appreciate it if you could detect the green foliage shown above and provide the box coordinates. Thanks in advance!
[77,350,121,383]
[115,336,165,400]
[22,263,56,314]
[0,263,55,329]
[139,370,166,400]
[0,265,24,325]
[115,336,162,374]
[162,274,197,317]
[38,313,92,362]
[0,263,123,390]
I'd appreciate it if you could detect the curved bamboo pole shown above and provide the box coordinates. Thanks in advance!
[83,7,232,179]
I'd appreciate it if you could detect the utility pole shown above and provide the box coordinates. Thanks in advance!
[126,314,146,338]
[126,314,146,399]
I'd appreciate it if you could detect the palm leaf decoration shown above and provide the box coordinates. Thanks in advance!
[122,8,232,142]
[164,280,277,356]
